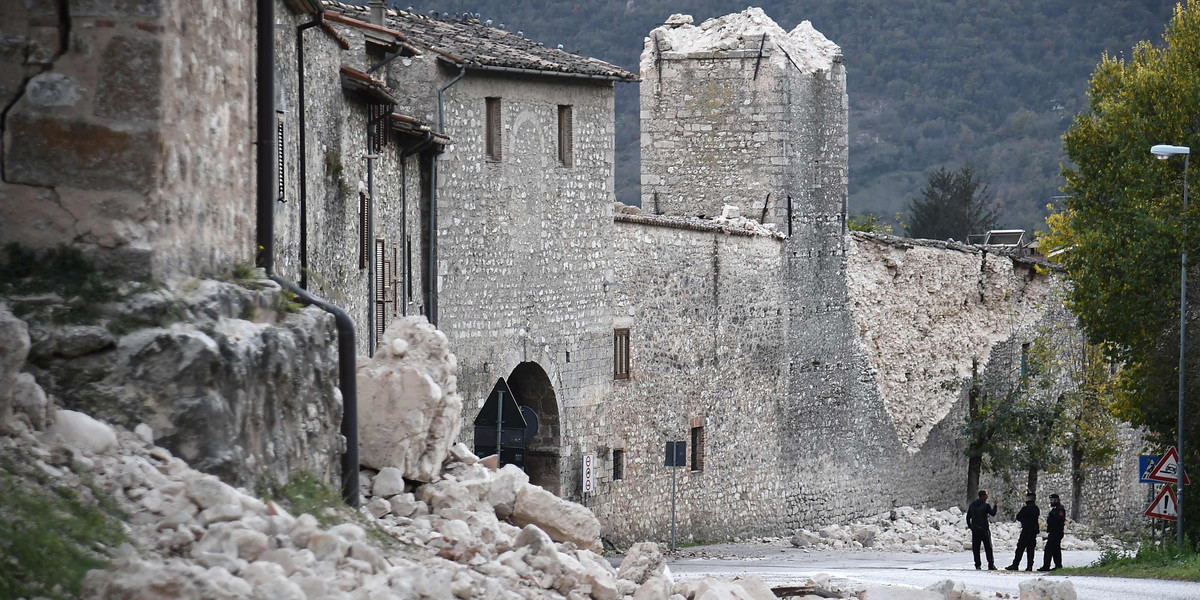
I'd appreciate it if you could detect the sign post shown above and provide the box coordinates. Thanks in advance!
[1143,448,1190,537]
[665,440,686,552]
[582,453,595,507]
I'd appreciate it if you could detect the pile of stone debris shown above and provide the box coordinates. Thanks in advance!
[787,505,1114,554]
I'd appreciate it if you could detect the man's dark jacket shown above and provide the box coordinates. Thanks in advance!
[1016,503,1041,535]
[1046,504,1066,536]
[966,498,996,531]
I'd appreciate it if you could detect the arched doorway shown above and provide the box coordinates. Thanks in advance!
[507,362,561,495]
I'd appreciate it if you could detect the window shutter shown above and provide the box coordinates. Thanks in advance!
[359,192,370,269]
[375,237,388,340]
[277,114,286,201]
[486,98,502,160]
[558,105,573,167]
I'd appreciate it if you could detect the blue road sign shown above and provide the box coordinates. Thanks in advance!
[1140,454,1159,484]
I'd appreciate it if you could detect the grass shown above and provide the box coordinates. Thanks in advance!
[0,456,127,600]
[1057,538,1200,581]
[259,472,413,553]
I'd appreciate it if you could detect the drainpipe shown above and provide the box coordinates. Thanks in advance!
[297,14,321,289]
[431,64,466,326]
[401,132,434,317]
[257,0,359,507]
[367,117,377,355]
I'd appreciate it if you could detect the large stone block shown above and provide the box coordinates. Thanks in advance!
[357,316,462,481]
[69,0,164,19]
[0,303,31,429]
[509,483,602,552]
[3,114,158,192]
[95,36,162,122]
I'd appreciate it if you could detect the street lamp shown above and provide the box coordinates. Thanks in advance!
[1152,143,1189,547]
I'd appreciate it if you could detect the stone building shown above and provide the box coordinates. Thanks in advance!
[0,0,1145,545]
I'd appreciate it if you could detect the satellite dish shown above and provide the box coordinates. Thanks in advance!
[519,406,539,441]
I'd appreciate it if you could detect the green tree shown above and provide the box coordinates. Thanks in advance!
[905,165,999,241]
[1047,0,1200,538]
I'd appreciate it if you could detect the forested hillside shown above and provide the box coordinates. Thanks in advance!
[379,0,1174,233]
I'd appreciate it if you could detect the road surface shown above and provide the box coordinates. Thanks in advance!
[660,544,1200,600]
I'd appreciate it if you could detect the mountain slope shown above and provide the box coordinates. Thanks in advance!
[388,0,1174,233]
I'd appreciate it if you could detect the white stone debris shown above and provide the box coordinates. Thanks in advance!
[357,316,464,482]
[776,506,1112,555]
[3,304,801,600]
[1018,578,1076,600]
[650,7,840,73]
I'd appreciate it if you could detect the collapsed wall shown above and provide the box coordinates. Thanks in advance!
[844,234,1051,451]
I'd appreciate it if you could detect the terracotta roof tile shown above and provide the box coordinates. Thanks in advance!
[323,2,638,82]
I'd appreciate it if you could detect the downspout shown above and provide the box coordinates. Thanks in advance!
[400,131,434,317]
[297,14,322,289]
[432,64,466,326]
[367,114,377,355]
[257,0,359,507]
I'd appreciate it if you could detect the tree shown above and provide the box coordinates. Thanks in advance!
[905,164,999,241]
[1046,0,1200,538]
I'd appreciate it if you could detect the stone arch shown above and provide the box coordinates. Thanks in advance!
[508,361,561,495]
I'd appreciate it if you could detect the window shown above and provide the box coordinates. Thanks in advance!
[405,236,413,301]
[359,191,371,269]
[614,328,630,379]
[612,449,624,481]
[486,97,502,160]
[276,114,285,202]
[375,237,392,340]
[691,424,705,470]
[557,105,573,166]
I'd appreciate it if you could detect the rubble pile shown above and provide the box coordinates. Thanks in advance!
[787,506,1109,554]
[651,8,840,73]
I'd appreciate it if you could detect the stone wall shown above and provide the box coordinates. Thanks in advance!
[3,273,343,489]
[601,216,789,542]
[429,71,619,498]
[0,0,255,281]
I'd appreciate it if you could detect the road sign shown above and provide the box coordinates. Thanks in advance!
[472,378,528,468]
[665,441,686,467]
[1139,455,1160,484]
[1146,485,1179,521]
[583,453,595,494]
[1146,446,1192,485]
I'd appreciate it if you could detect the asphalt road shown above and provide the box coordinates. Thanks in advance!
[661,545,1200,600]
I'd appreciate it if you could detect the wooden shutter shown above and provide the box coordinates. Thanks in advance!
[375,237,390,340]
[614,328,630,379]
[486,97,502,160]
[558,105,573,167]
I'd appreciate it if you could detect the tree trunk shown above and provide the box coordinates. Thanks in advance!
[1070,441,1084,521]
[1027,464,1039,496]
[967,454,982,506]
[966,359,982,505]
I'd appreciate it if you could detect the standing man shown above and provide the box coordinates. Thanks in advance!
[966,489,998,570]
[1006,492,1040,571]
[1038,493,1066,571]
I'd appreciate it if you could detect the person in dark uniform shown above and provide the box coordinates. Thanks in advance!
[965,489,998,570]
[1038,493,1066,571]
[1006,492,1040,571]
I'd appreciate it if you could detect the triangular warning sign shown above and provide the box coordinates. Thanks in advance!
[1145,485,1179,521]
[1146,447,1192,485]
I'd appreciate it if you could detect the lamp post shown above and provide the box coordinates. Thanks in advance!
[1152,143,1190,547]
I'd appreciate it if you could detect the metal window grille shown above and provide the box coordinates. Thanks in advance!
[690,425,705,472]
[486,97,502,160]
[612,449,624,481]
[392,243,399,316]
[557,105,573,167]
[369,103,390,151]
[614,328,630,380]
[359,191,371,269]
[276,114,286,202]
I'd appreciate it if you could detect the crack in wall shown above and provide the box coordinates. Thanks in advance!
[1,0,71,184]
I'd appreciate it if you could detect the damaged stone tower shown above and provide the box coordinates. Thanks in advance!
[639,9,848,235]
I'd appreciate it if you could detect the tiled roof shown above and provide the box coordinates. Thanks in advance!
[323,2,638,82]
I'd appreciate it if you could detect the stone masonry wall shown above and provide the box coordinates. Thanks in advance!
[603,218,788,543]
[1,0,255,281]
[430,72,618,500]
